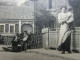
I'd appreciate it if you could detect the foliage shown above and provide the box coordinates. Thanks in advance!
[34,8,56,34]
[68,0,80,26]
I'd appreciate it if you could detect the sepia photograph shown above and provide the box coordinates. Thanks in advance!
[0,0,80,60]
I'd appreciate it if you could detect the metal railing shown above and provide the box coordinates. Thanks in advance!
[0,34,43,49]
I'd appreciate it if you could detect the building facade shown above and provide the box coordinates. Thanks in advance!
[0,1,35,36]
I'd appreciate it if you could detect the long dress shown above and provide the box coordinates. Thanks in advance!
[58,12,69,46]
[58,11,74,51]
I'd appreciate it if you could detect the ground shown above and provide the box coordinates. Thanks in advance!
[0,52,66,60]
[0,45,80,60]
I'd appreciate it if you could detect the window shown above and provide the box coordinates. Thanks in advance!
[0,25,4,32]
[0,24,5,33]
[15,24,19,33]
[49,0,52,9]
[5,24,9,32]
[10,25,14,33]
[9,24,15,33]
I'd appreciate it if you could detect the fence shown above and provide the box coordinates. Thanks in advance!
[27,34,42,49]
[42,27,80,52]
[71,27,80,52]
[0,34,42,49]
[0,36,13,45]
[42,28,59,49]
[0,33,15,45]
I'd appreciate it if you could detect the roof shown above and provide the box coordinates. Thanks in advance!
[0,6,34,20]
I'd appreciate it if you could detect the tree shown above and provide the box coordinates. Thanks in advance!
[68,0,80,26]
[34,7,56,34]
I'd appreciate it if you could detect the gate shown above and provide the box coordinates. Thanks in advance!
[27,34,42,49]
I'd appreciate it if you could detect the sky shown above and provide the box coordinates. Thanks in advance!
[0,0,29,6]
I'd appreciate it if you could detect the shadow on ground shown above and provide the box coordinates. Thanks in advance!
[2,47,22,52]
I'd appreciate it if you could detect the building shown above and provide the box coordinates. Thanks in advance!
[0,0,35,36]
[0,0,76,36]
[33,0,80,27]
[34,0,70,28]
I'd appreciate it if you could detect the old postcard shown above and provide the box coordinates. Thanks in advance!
[0,0,80,60]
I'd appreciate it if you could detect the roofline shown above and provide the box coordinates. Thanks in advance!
[0,19,35,21]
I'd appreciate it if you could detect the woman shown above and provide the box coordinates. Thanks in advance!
[57,6,74,54]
